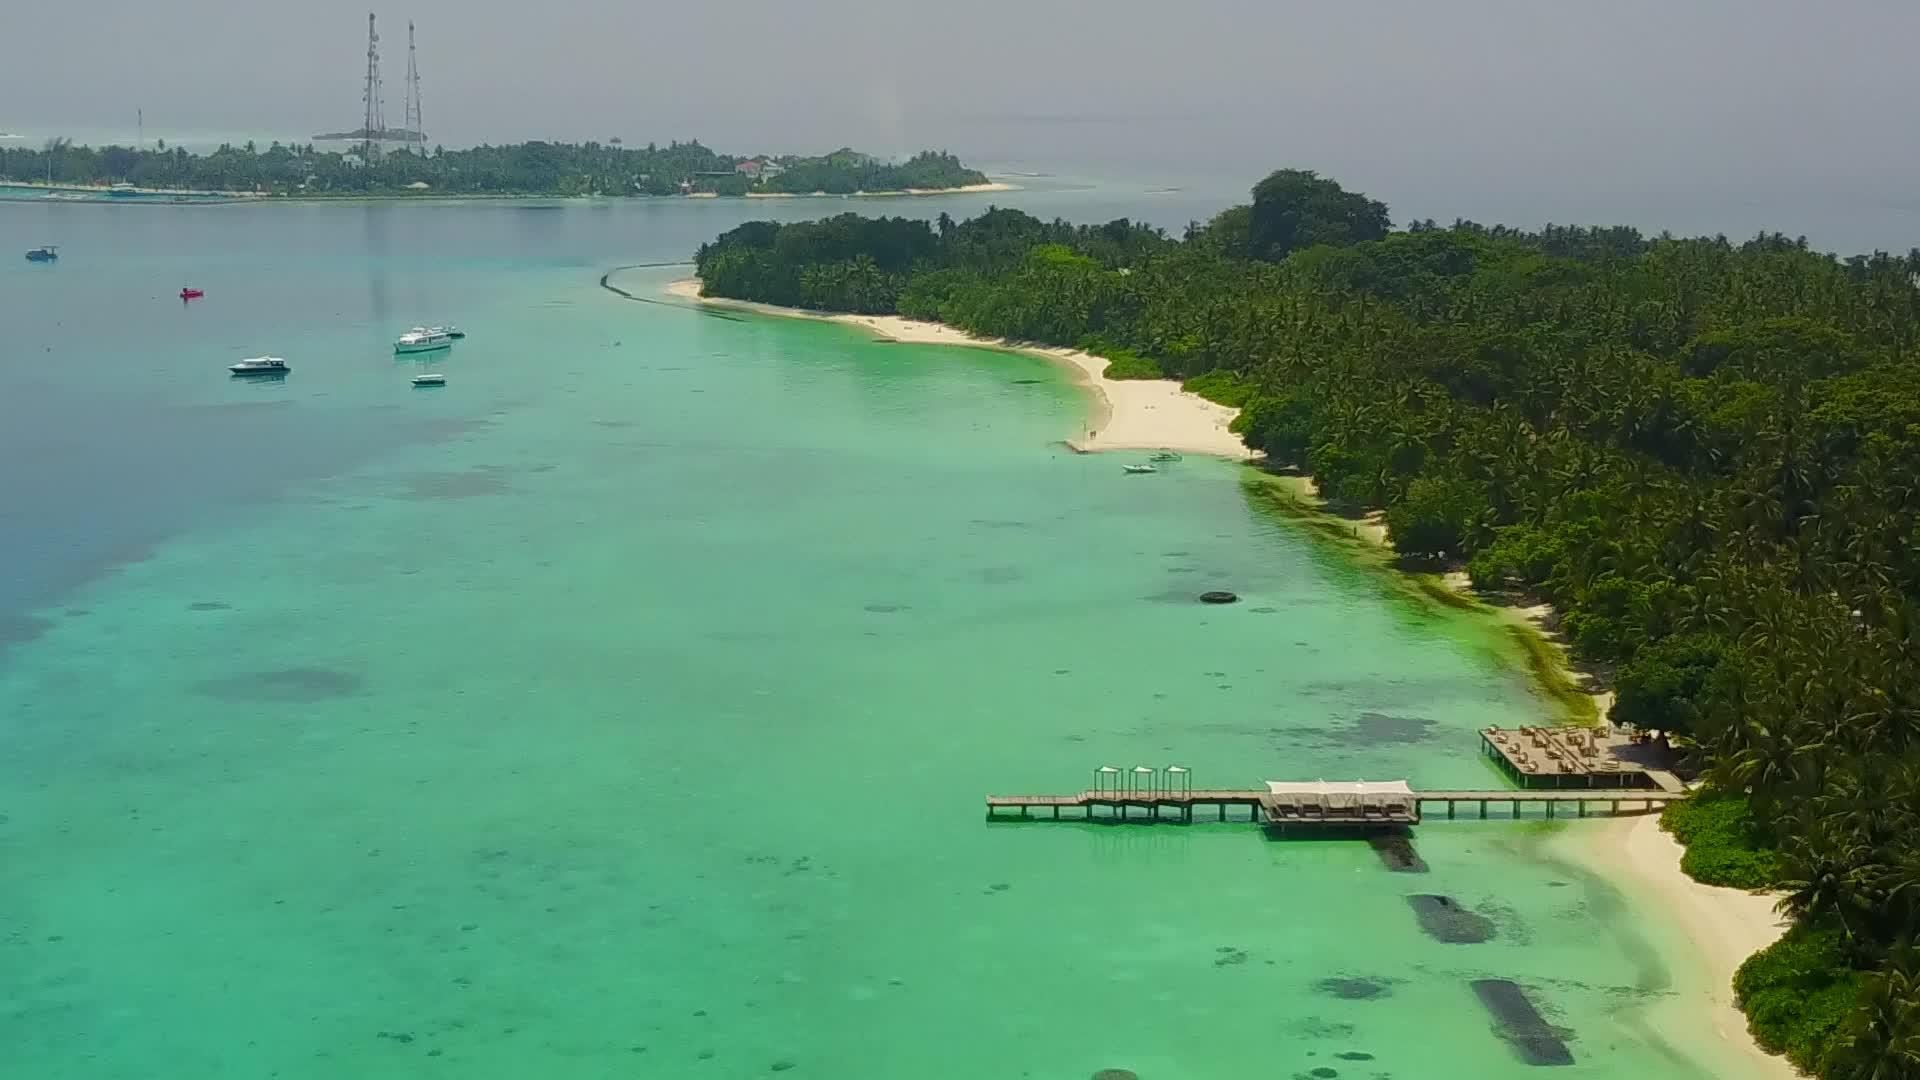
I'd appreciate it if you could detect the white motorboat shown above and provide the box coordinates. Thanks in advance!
[429,325,466,339]
[394,327,454,353]
[229,356,289,376]
[412,373,446,386]
[1122,463,1157,475]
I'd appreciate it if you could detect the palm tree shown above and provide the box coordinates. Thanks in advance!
[1830,945,1920,1080]
[1776,826,1883,946]
[1717,715,1825,822]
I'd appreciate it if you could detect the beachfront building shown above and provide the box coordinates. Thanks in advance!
[734,157,785,180]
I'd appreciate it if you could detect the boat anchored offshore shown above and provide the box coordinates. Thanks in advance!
[411,373,446,387]
[430,325,466,339]
[180,287,204,300]
[229,356,289,376]
[1122,463,1157,475]
[394,327,455,353]
[25,245,58,262]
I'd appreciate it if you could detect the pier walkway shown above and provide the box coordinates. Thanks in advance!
[987,777,1683,829]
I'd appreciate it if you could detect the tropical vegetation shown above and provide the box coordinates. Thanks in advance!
[696,169,1920,1077]
[0,139,986,197]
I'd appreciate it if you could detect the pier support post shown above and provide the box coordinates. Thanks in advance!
[1480,800,1488,819]
[1447,800,1456,819]
[1052,806,1059,820]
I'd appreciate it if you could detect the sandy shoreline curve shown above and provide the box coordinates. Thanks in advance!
[1557,814,1796,1078]
[663,278,1251,459]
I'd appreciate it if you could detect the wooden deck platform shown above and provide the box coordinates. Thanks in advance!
[1480,726,1684,789]
[985,787,1682,826]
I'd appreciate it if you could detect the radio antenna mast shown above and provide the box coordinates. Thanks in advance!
[361,12,384,162]
[403,22,425,153]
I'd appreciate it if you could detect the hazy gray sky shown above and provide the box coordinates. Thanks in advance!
[8,2,1920,230]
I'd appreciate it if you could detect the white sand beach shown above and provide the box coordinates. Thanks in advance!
[664,279,1251,459]
[741,182,1016,199]
[1562,813,1798,1079]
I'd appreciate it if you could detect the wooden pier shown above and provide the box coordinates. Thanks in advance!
[986,785,1681,827]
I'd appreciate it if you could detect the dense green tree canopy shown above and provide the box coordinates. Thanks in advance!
[1248,169,1391,260]
[695,172,1920,1077]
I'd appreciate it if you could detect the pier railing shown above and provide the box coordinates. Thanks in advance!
[987,763,1683,828]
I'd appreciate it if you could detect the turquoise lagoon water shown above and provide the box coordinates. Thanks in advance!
[3,195,1725,1078]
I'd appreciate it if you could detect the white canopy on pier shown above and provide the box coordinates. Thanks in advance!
[1264,779,1414,810]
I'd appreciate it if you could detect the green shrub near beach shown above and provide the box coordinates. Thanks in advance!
[1182,370,1254,407]
[1078,336,1163,380]
[1100,352,1164,379]
[1660,793,1786,890]
[1734,926,1867,1075]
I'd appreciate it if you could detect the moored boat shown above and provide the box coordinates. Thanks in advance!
[24,245,58,262]
[1123,463,1157,475]
[412,373,446,386]
[394,327,454,353]
[430,325,466,339]
[229,356,289,376]
[180,287,204,300]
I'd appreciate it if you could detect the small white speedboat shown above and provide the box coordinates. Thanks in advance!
[1123,463,1157,475]
[229,356,289,376]
[412,373,446,387]
[394,327,454,353]
[429,325,466,339]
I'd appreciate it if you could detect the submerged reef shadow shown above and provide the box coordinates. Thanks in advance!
[192,667,365,702]
[392,465,513,501]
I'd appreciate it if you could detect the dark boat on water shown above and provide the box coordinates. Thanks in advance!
[25,245,57,262]
[229,356,290,377]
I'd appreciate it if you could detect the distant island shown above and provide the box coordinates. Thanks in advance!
[311,127,428,144]
[0,139,994,198]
